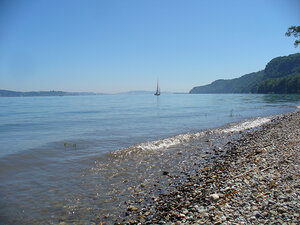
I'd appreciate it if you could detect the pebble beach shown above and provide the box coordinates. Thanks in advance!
[114,111,300,225]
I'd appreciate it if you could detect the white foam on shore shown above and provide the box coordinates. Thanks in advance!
[135,131,205,151]
[222,117,271,133]
[112,116,272,156]
[112,131,206,157]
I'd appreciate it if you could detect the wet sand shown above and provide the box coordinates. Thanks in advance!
[113,111,300,224]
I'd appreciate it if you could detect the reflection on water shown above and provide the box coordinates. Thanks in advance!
[261,94,300,103]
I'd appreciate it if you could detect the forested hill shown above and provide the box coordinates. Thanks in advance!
[190,53,300,94]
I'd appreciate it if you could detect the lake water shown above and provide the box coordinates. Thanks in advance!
[0,94,299,224]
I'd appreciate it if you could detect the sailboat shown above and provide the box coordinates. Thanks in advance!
[154,80,160,96]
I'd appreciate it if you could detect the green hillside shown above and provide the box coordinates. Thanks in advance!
[190,53,300,94]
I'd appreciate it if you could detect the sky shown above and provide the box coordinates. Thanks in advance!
[0,0,299,93]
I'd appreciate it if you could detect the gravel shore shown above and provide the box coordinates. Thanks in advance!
[115,111,300,225]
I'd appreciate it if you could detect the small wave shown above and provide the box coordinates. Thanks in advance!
[111,131,207,157]
[296,105,300,109]
[111,116,272,157]
[135,132,205,151]
[222,117,271,133]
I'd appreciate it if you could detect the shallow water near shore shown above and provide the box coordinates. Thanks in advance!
[0,94,300,224]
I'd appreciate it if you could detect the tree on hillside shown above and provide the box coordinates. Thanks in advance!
[285,26,300,47]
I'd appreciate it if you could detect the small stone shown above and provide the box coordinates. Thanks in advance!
[127,219,136,224]
[203,212,209,217]
[127,206,138,211]
[59,217,67,222]
[286,189,292,193]
[184,201,191,207]
[243,179,249,185]
[210,193,220,200]
[270,210,278,216]
[197,207,207,214]
[277,207,286,213]
[279,195,288,200]
[250,216,256,220]
[277,219,284,224]
[220,215,227,221]
[208,206,215,211]
[253,211,262,218]
[162,171,169,175]
[182,209,189,214]
[220,187,229,192]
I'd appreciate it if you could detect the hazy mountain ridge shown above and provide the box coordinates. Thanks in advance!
[190,53,300,94]
[0,90,104,97]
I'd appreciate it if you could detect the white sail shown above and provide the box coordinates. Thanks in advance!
[154,80,160,96]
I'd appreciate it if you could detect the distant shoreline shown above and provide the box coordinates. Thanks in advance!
[0,89,106,97]
[0,89,185,97]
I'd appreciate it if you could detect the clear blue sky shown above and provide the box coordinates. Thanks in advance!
[0,0,299,93]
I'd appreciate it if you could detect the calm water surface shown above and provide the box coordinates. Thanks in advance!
[0,94,299,224]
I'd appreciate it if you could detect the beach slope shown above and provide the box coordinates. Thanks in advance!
[121,111,300,224]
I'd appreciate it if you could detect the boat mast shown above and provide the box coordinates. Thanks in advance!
[155,79,160,96]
